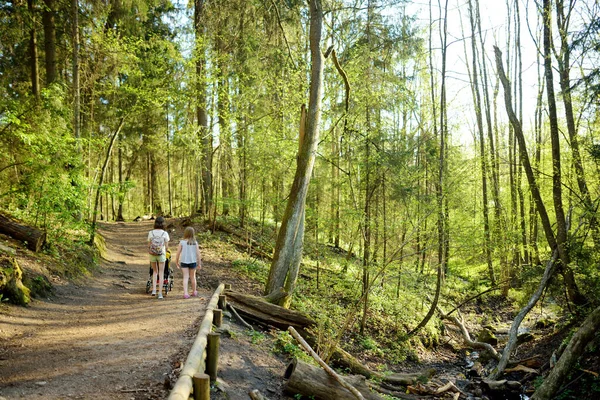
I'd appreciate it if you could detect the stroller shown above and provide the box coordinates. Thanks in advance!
[146,250,174,295]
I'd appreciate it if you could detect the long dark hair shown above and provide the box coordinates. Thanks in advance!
[154,216,166,230]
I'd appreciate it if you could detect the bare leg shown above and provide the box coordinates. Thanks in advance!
[158,261,165,295]
[151,261,158,294]
[191,268,197,295]
[182,267,190,296]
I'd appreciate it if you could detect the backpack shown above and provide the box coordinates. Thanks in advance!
[148,231,165,255]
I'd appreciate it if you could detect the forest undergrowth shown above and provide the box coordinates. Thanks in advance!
[201,215,600,399]
[2,215,600,399]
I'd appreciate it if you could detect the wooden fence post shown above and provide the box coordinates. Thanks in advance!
[192,373,210,400]
[206,332,221,382]
[213,309,223,327]
[218,294,227,310]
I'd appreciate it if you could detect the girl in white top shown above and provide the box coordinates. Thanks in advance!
[174,226,202,299]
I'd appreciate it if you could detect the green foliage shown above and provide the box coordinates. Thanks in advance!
[273,331,301,357]
[231,258,268,284]
[247,330,266,345]
[47,241,99,279]
[22,274,54,299]
[359,335,385,357]
[273,331,311,363]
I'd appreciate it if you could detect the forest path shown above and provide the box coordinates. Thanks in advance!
[0,221,213,399]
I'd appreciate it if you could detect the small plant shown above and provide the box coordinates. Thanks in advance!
[248,329,266,344]
[293,394,314,400]
[274,331,302,357]
[360,336,378,350]
[231,258,268,283]
[273,331,312,363]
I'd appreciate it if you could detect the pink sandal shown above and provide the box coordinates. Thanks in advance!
[192,291,198,297]
[183,294,190,299]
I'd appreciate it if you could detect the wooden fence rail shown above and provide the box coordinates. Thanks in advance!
[168,283,225,400]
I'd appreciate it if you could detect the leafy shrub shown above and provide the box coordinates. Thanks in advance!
[231,258,268,283]
[273,331,312,363]
[247,330,266,344]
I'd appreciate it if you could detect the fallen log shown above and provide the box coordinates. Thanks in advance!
[284,358,383,400]
[227,303,254,330]
[482,379,522,391]
[249,389,269,400]
[368,383,422,400]
[0,214,46,252]
[435,381,463,395]
[441,313,500,360]
[326,345,435,386]
[224,291,434,388]
[532,305,600,400]
[377,369,436,386]
[504,365,538,375]
[288,327,365,400]
[330,346,374,379]
[224,290,315,331]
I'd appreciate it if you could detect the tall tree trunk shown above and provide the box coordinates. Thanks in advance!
[360,0,376,334]
[89,119,125,245]
[195,0,212,215]
[361,108,371,335]
[146,152,151,213]
[42,0,56,84]
[265,0,323,308]
[531,71,544,266]
[477,0,499,218]
[116,133,124,221]
[514,0,529,267]
[542,0,586,306]
[72,0,80,144]
[117,146,141,221]
[167,106,172,216]
[217,27,232,217]
[407,0,448,338]
[494,46,557,257]
[28,0,40,98]
[555,0,600,248]
[331,48,348,249]
[468,0,494,285]
[151,153,162,215]
[236,7,248,228]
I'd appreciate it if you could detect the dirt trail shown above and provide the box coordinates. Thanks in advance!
[0,221,213,399]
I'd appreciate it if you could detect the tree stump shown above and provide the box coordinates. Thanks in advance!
[0,255,31,305]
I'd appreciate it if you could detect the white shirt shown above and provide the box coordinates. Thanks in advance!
[179,239,198,264]
[148,229,170,252]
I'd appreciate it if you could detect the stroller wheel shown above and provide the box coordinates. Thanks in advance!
[145,280,151,294]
